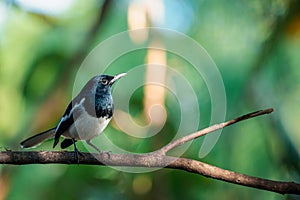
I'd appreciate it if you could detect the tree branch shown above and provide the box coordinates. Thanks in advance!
[1,108,299,195]
[0,151,299,195]
[156,108,274,155]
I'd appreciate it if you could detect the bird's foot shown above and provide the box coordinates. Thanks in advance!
[102,151,112,159]
[72,139,84,164]
[73,149,79,164]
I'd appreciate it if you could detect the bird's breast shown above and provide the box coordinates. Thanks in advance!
[63,106,111,141]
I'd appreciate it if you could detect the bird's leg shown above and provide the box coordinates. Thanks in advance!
[72,138,80,163]
[86,140,101,153]
[86,140,111,159]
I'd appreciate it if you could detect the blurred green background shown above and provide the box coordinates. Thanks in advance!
[0,0,300,199]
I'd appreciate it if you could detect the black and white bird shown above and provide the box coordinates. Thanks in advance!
[20,73,126,160]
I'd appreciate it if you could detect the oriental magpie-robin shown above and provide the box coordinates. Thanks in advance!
[20,73,126,161]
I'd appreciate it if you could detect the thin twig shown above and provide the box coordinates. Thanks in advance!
[156,108,274,155]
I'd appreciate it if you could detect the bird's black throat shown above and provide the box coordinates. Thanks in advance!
[83,87,113,119]
[94,92,113,119]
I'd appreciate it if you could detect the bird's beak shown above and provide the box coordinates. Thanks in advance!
[109,73,127,85]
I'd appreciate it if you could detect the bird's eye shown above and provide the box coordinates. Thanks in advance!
[101,78,109,85]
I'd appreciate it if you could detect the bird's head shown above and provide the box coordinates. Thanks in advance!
[95,73,126,93]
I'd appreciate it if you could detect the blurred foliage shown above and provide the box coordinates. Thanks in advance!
[0,0,300,199]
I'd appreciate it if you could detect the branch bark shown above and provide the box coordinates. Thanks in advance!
[1,108,299,195]
[0,151,299,195]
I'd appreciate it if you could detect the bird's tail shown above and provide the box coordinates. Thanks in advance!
[20,128,56,148]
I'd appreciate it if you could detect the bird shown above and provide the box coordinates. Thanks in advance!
[20,73,126,162]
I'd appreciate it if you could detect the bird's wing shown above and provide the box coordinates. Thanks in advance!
[53,98,86,148]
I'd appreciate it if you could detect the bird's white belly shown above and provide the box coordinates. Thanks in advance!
[63,111,111,141]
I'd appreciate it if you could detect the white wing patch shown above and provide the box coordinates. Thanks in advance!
[55,98,86,133]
